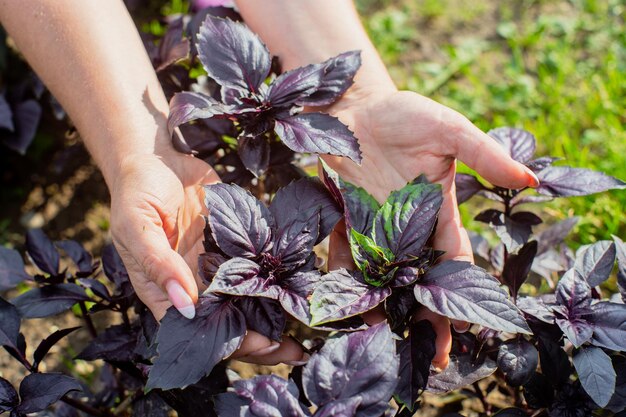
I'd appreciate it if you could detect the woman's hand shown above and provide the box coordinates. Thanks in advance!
[324,87,539,368]
[109,150,305,364]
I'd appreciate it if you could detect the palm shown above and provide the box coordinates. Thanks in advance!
[327,90,478,261]
[324,90,535,367]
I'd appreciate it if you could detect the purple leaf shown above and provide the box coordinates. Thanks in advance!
[556,316,593,349]
[309,269,391,326]
[270,207,319,269]
[0,247,31,290]
[0,377,18,413]
[237,134,270,177]
[76,324,138,362]
[574,240,616,287]
[296,50,362,107]
[77,278,111,300]
[510,211,542,226]
[536,166,626,197]
[589,301,626,351]
[198,251,227,285]
[204,183,273,258]
[269,177,341,245]
[55,240,95,274]
[487,127,536,163]
[497,338,538,386]
[555,269,594,347]
[25,229,60,276]
[319,161,379,234]
[607,355,626,413]
[156,17,189,72]
[373,182,443,260]
[167,91,234,134]
[16,373,82,414]
[303,322,399,417]
[427,353,497,393]
[455,173,485,204]
[209,258,268,297]
[101,244,130,288]
[517,296,555,323]
[537,336,571,387]
[2,99,42,155]
[384,288,418,331]
[573,346,616,408]
[274,113,361,163]
[0,298,20,351]
[392,266,421,287]
[556,269,592,317]
[216,375,309,417]
[0,94,14,131]
[236,298,285,342]
[277,269,317,324]
[615,236,626,302]
[502,241,538,299]
[33,327,80,371]
[536,217,579,254]
[315,397,361,417]
[133,392,171,417]
[475,209,532,251]
[267,62,325,107]
[13,283,90,318]
[414,261,531,334]
[395,320,437,409]
[147,294,246,390]
[196,16,270,94]
[525,156,559,173]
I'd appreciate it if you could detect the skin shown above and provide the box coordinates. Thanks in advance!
[0,0,538,368]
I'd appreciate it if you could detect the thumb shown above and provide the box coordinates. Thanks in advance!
[448,115,539,189]
[327,219,355,271]
[114,209,199,320]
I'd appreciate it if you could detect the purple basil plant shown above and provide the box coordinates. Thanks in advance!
[167,15,362,177]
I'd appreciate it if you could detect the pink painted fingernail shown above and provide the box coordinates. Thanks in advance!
[524,167,540,188]
[166,280,196,320]
[285,353,310,366]
[248,342,281,357]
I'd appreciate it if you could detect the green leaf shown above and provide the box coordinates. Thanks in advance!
[349,228,394,272]
[372,182,443,261]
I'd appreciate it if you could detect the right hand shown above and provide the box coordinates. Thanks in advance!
[110,150,305,364]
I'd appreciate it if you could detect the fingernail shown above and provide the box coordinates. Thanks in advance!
[248,342,281,357]
[453,322,470,333]
[524,166,540,188]
[285,353,310,366]
[166,280,196,319]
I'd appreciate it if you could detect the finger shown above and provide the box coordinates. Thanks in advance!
[452,319,470,333]
[237,335,305,366]
[116,210,199,320]
[327,219,355,271]
[432,165,473,263]
[414,308,452,370]
[362,305,386,325]
[230,330,279,358]
[446,113,539,189]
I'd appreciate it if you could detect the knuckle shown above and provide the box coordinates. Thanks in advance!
[141,253,165,284]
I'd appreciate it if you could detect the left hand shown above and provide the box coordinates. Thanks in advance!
[323,86,538,369]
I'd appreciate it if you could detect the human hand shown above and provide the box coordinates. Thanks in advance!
[109,150,305,364]
[323,87,539,368]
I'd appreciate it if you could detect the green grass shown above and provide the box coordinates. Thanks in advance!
[359,0,626,245]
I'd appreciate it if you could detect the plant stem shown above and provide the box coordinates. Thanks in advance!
[473,381,491,415]
[62,396,112,417]
[78,300,98,338]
